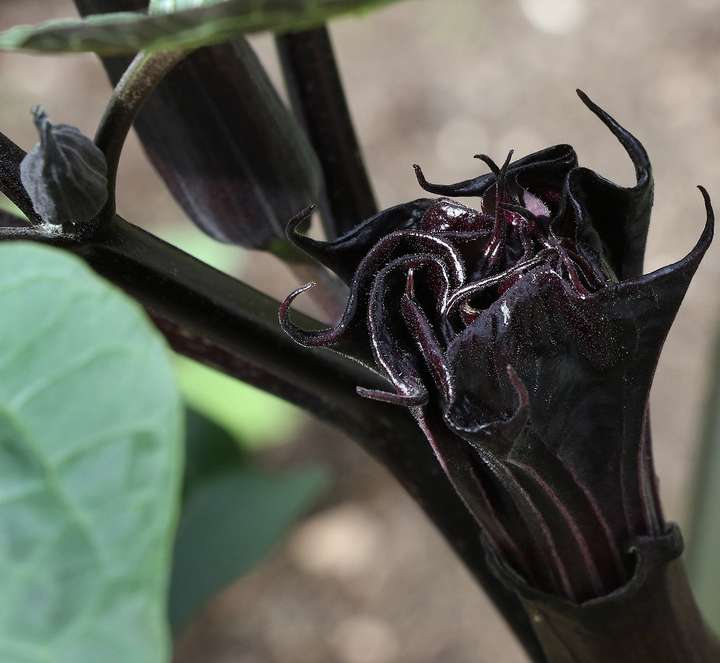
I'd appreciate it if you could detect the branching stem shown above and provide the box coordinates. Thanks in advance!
[94,49,186,223]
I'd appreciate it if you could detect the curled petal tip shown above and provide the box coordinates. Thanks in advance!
[413,163,430,189]
[474,153,500,176]
[413,163,447,195]
[279,281,357,349]
[278,281,316,331]
[279,280,316,305]
[575,88,650,177]
[698,184,712,207]
[688,185,714,251]
[695,184,714,247]
[625,184,713,298]
[285,205,315,240]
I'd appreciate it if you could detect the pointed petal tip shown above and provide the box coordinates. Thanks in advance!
[474,153,500,176]
[623,185,713,295]
[285,204,315,241]
[575,88,610,124]
[676,185,715,263]
[698,184,713,212]
[413,163,450,195]
[575,89,605,119]
[575,88,650,177]
[413,163,431,190]
[500,150,514,174]
[695,184,714,250]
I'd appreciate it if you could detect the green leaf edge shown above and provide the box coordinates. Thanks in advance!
[0,0,403,55]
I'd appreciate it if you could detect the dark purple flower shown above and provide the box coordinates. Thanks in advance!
[279,91,713,602]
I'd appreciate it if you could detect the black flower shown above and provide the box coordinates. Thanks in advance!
[279,91,713,602]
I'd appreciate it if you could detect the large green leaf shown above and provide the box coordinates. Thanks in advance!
[0,242,182,663]
[170,408,328,631]
[0,0,402,55]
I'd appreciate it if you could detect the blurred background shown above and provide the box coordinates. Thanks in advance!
[2,0,720,661]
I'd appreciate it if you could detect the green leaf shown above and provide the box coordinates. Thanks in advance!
[170,460,328,631]
[0,0,403,55]
[0,242,182,663]
[182,407,245,497]
[177,355,301,449]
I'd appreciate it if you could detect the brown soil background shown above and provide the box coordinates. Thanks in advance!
[1,1,720,661]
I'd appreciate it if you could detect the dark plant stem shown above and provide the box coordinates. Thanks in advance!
[276,26,377,238]
[94,49,186,223]
[519,531,720,662]
[0,210,29,228]
[0,133,41,224]
[0,128,546,663]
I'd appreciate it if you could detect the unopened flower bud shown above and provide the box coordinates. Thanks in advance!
[20,106,108,227]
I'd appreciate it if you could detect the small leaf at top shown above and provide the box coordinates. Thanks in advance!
[0,0,403,55]
[149,0,214,13]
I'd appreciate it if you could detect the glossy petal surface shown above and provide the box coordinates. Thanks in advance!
[281,92,713,601]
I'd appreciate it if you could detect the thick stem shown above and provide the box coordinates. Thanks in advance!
[94,49,186,223]
[276,26,377,238]
[0,131,41,224]
[505,529,720,663]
